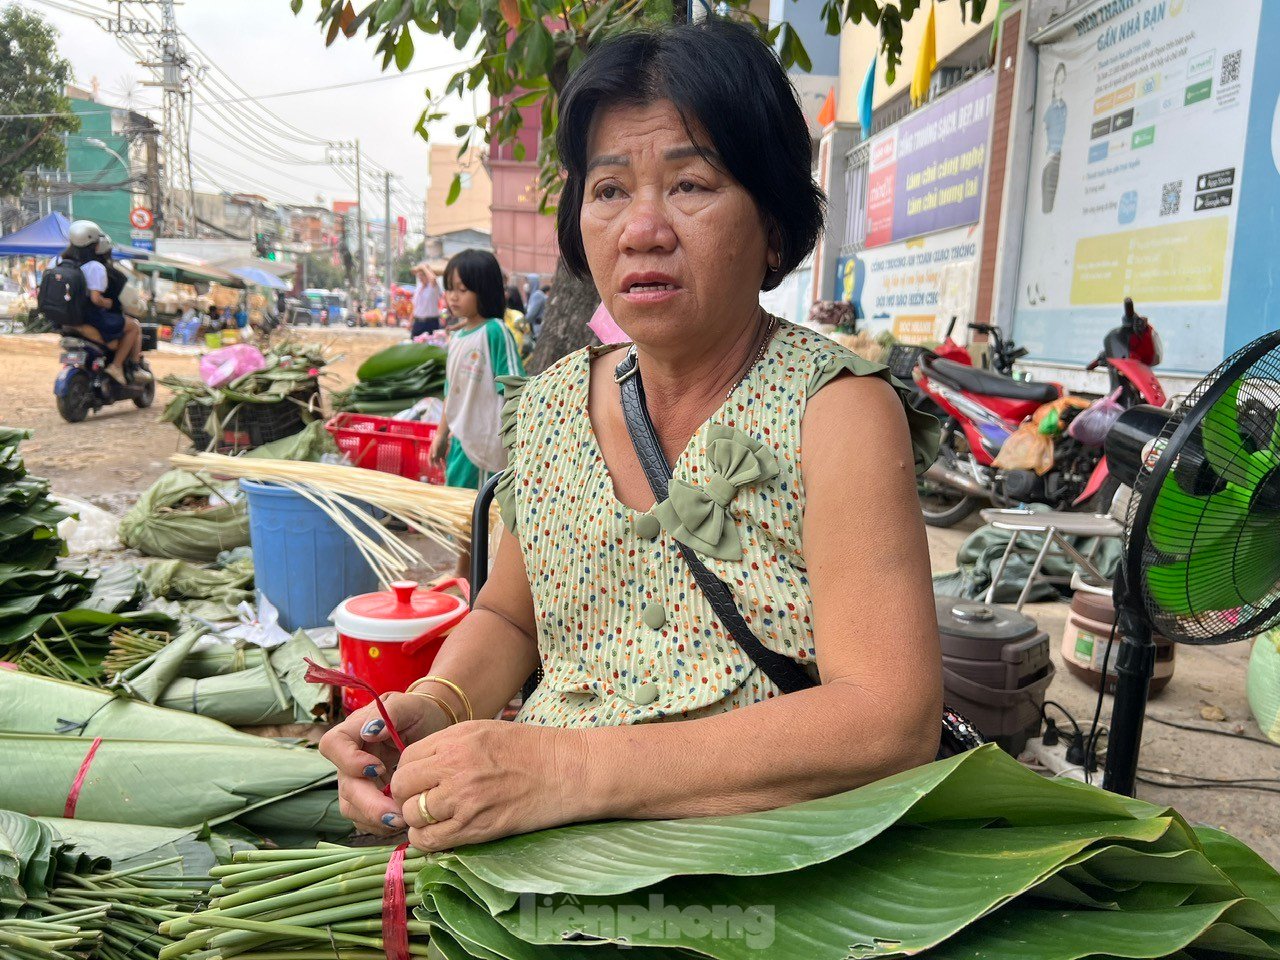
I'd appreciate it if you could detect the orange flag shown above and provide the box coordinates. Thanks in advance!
[816,86,836,128]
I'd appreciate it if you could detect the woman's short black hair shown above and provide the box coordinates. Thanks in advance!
[444,249,508,321]
[555,17,824,292]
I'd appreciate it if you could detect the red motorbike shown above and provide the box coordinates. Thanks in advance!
[910,320,1166,527]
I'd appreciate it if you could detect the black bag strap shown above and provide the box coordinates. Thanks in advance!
[615,348,818,694]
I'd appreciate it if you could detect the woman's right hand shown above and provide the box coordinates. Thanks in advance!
[319,693,449,834]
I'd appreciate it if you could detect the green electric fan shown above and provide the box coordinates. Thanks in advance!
[1102,328,1280,795]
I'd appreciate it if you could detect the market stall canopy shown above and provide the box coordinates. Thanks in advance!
[131,252,246,288]
[229,266,290,290]
[0,212,149,259]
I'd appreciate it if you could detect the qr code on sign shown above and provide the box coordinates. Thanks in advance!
[1161,180,1182,217]
[1222,49,1242,85]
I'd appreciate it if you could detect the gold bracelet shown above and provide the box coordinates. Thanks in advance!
[407,675,473,722]
[405,690,459,726]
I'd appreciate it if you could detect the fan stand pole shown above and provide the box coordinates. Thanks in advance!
[1102,606,1156,796]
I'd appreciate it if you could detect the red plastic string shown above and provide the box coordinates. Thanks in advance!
[304,658,407,751]
[64,736,103,818]
[304,658,407,798]
[382,841,411,960]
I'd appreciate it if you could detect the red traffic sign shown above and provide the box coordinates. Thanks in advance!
[129,207,154,230]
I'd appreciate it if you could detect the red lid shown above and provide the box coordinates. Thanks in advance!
[346,580,459,620]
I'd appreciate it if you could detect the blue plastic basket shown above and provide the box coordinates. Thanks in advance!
[240,480,379,632]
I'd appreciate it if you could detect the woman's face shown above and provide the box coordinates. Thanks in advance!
[580,99,771,349]
[445,270,479,321]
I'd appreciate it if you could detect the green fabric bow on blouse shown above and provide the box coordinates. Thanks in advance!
[652,423,779,561]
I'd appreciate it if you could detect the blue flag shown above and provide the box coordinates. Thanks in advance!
[858,56,875,141]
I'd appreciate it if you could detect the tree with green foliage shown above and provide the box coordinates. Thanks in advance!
[0,6,78,197]
[294,0,985,368]
[300,251,349,290]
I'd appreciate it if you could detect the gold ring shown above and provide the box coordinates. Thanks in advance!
[416,790,437,825]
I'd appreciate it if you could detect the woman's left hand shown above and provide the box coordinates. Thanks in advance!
[391,720,587,851]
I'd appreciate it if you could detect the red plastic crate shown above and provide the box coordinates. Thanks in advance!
[325,413,445,484]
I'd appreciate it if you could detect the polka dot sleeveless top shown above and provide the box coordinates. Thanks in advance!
[495,320,938,729]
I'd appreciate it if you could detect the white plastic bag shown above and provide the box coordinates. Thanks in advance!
[196,597,291,650]
[53,496,122,554]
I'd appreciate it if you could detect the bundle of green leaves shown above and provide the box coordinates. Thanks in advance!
[333,342,447,415]
[0,811,213,960]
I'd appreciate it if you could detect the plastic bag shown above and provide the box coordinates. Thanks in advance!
[1247,630,1280,745]
[1069,388,1125,447]
[199,343,267,388]
[53,495,122,553]
[993,422,1055,474]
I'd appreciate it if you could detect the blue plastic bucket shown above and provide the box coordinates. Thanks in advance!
[240,480,380,632]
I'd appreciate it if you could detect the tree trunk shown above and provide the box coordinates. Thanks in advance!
[527,261,602,374]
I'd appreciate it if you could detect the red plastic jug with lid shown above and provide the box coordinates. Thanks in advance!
[332,579,469,712]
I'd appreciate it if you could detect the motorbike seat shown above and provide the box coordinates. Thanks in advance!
[920,356,1059,403]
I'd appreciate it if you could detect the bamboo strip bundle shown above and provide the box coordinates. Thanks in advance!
[169,454,497,585]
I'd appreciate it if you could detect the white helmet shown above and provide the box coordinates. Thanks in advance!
[95,234,113,256]
[68,219,103,249]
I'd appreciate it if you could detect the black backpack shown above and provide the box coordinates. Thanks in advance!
[37,260,88,331]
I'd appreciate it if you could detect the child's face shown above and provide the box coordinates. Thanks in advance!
[446,271,479,320]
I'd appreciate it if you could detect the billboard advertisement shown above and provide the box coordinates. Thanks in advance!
[837,225,980,343]
[1011,0,1262,373]
[865,73,996,248]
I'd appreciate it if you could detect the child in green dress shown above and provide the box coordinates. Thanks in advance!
[427,249,525,491]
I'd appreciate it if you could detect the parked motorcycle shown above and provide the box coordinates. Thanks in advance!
[911,320,1165,527]
[55,329,156,423]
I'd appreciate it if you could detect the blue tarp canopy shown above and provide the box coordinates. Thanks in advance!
[0,212,148,259]
[229,266,290,290]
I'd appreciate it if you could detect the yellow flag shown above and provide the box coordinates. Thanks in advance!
[911,1,938,106]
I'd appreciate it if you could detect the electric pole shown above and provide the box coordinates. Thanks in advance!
[384,170,393,318]
[355,140,366,304]
[109,0,197,236]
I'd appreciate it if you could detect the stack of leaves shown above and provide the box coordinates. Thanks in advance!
[171,747,1280,960]
[0,428,88,653]
[0,811,212,960]
[114,628,336,727]
[1,565,176,681]
[0,670,350,846]
[333,342,447,415]
[409,746,1280,960]
[161,340,332,445]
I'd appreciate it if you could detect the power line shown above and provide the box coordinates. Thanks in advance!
[189,59,476,106]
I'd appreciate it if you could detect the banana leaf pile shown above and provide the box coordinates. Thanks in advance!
[403,746,1276,960]
[333,342,447,415]
[0,810,212,960]
[1,565,176,681]
[0,671,350,844]
[0,428,72,572]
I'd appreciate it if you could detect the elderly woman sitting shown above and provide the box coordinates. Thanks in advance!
[321,18,943,848]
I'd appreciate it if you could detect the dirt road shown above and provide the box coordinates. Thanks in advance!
[0,329,401,508]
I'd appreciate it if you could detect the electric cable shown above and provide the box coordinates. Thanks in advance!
[1146,714,1279,748]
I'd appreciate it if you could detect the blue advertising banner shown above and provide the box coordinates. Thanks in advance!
[865,73,996,248]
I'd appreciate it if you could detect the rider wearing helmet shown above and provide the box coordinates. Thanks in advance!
[61,220,149,384]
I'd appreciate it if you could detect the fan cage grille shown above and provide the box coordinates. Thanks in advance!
[1124,332,1280,645]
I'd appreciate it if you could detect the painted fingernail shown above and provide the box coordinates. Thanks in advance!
[361,719,385,738]
[363,764,382,779]
[381,813,405,829]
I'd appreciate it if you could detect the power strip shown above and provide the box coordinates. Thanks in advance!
[1021,735,1088,781]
